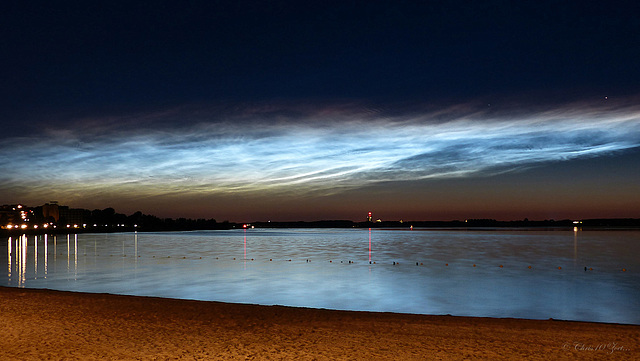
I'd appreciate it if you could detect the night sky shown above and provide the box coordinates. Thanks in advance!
[1,1,639,222]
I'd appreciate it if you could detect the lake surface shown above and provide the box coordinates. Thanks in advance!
[2,228,639,324]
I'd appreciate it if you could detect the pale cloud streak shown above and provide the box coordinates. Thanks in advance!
[1,101,639,204]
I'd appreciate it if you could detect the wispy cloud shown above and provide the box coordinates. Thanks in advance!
[1,100,639,204]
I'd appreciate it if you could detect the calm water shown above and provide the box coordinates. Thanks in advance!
[2,228,639,324]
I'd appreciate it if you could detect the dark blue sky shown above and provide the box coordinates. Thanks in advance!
[4,1,639,116]
[1,1,639,221]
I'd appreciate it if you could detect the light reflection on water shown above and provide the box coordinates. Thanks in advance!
[1,228,639,325]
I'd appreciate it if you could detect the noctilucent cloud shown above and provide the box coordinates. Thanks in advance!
[1,2,639,221]
[2,99,639,220]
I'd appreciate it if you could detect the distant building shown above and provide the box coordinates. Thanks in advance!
[42,203,60,222]
[58,206,88,226]
[367,212,372,222]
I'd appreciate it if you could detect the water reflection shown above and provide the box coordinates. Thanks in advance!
[368,228,372,263]
[5,233,80,286]
[2,229,639,324]
[573,227,578,267]
[134,232,138,262]
[43,235,48,277]
[7,237,11,280]
[74,234,78,279]
[9,235,29,287]
[20,235,26,286]
[66,234,70,273]
[34,235,37,277]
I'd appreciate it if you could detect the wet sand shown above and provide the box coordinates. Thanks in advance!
[0,286,637,360]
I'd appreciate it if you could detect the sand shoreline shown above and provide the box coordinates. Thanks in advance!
[1,286,638,360]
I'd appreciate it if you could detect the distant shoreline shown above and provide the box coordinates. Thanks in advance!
[2,217,640,236]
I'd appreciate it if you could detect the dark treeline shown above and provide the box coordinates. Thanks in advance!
[2,206,233,234]
[109,209,229,231]
[4,202,640,236]
[251,218,640,229]
[84,208,232,232]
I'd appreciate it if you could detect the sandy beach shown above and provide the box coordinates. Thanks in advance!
[0,286,637,360]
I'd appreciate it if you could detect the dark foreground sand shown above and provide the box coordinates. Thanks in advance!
[0,287,637,360]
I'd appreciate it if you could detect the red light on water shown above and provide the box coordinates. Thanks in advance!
[368,228,372,262]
